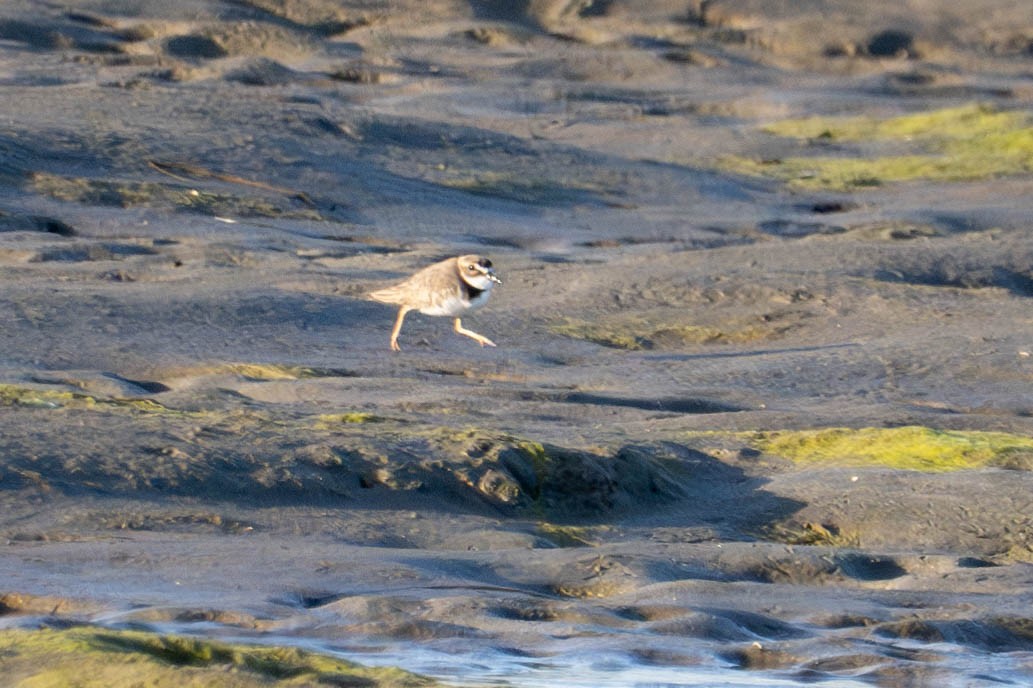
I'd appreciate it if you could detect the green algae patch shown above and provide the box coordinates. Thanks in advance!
[0,383,169,414]
[552,318,778,350]
[753,426,1033,472]
[765,521,860,548]
[536,522,606,547]
[722,103,1033,190]
[551,319,651,350]
[30,172,321,220]
[157,363,353,383]
[725,155,934,190]
[515,440,551,503]
[314,411,385,427]
[762,103,1026,142]
[226,363,352,381]
[0,627,438,687]
[226,361,326,378]
[227,363,306,381]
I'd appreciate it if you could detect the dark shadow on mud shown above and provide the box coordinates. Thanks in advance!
[0,16,134,54]
[0,420,803,542]
[641,342,862,362]
[875,264,1033,297]
[835,553,908,581]
[863,240,1033,297]
[553,392,744,414]
[616,443,805,534]
[0,211,77,236]
[876,617,1033,653]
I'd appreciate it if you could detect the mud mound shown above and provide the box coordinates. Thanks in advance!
[875,250,1033,296]
[0,12,148,54]
[224,57,300,85]
[0,406,685,521]
[501,442,687,517]
[0,626,436,687]
[0,591,100,616]
[224,0,375,35]
[766,467,1033,559]
[470,0,616,30]
[163,23,315,62]
[877,617,1033,653]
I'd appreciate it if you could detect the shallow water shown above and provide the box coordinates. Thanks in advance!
[68,620,872,687]
[84,620,1033,688]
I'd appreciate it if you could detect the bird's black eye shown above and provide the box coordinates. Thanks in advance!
[468,264,476,271]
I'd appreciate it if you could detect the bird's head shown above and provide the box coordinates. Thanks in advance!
[458,255,501,289]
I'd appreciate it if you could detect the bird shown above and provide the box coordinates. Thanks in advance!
[369,254,501,351]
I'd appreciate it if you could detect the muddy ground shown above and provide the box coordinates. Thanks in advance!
[2,1,1033,686]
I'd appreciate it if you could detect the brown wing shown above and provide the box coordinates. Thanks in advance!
[368,257,457,310]
[368,282,412,306]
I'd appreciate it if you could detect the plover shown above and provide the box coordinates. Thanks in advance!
[369,255,501,351]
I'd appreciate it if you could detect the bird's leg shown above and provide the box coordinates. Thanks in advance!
[454,317,496,347]
[390,307,411,351]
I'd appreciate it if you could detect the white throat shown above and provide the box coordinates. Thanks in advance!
[463,273,497,292]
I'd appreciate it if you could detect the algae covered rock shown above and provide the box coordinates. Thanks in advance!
[0,626,438,688]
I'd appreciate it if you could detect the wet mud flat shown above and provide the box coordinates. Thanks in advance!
[2,1,1033,686]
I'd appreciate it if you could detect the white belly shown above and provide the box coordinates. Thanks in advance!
[419,289,489,316]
